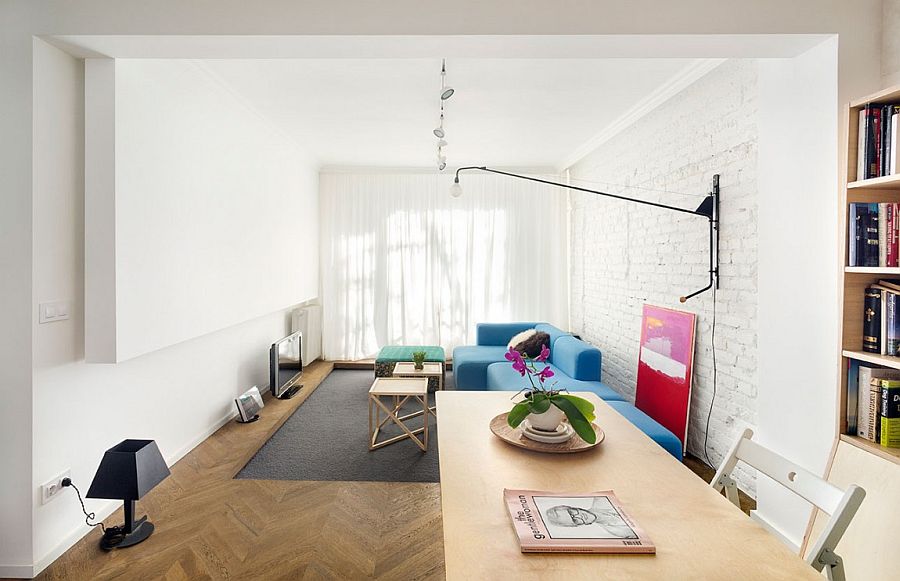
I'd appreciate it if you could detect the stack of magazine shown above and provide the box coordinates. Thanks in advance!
[504,489,655,554]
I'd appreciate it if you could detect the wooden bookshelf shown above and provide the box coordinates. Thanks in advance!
[839,434,900,462]
[844,266,900,274]
[847,173,900,190]
[838,84,900,465]
[842,349,900,370]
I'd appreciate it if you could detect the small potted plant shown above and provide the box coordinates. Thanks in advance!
[412,350,427,371]
[505,345,597,444]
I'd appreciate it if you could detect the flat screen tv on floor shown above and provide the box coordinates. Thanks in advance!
[270,331,303,399]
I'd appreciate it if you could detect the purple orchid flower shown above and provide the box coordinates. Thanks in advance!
[535,344,550,362]
[536,366,554,383]
[505,347,527,376]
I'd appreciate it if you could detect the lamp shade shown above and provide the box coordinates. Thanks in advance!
[87,439,170,501]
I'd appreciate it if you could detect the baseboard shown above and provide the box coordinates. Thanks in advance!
[0,564,39,579]
[750,510,801,553]
[166,408,239,467]
[30,499,119,577]
[29,409,239,578]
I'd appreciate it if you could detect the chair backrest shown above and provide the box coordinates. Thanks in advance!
[711,429,865,578]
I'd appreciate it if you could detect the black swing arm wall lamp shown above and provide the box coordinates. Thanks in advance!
[450,167,720,302]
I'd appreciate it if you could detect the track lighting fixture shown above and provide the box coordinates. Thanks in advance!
[440,59,454,100]
[432,59,454,170]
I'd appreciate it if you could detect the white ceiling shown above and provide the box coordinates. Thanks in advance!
[200,58,698,169]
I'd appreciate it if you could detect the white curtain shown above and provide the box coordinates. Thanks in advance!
[319,171,568,360]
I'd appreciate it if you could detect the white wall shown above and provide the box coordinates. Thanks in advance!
[568,59,760,492]
[30,41,314,573]
[884,0,900,86]
[755,38,839,547]
[85,59,319,362]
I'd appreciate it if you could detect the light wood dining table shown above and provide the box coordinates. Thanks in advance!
[436,391,820,580]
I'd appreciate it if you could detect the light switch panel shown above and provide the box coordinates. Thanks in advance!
[39,300,70,324]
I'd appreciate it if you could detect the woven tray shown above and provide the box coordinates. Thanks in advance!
[489,412,604,454]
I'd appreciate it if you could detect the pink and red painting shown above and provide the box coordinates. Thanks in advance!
[635,304,697,454]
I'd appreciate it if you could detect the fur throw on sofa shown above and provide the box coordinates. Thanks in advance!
[508,329,551,358]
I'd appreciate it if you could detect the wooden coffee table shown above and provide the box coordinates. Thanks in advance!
[392,361,445,391]
[436,391,820,580]
[368,377,429,452]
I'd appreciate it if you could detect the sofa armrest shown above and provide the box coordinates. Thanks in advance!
[552,335,601,381]
[475,322,540,346]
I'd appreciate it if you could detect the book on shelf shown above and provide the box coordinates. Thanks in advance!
[847,202,897,267]
[847,360,859,435]
[893,111,900,175]
[503,489,655,554]
[857,104,900,181]
[866,204,880,266]
[870,380,882,443]
[863,287,882,353]
[889,203,899,267]
[862,284,900,355]
[857,367,900,441]
[881,379,900,448]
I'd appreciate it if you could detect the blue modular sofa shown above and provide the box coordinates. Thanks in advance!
[452,322,683,460]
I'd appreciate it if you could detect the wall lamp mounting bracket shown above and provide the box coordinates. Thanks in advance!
[452,167,720,302]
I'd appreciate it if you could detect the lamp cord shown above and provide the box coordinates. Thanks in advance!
[703,282,719,468]
[62,478,106,533]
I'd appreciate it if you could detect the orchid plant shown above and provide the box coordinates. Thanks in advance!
[505,345,597,444]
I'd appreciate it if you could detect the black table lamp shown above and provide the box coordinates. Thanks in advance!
[87,439,170,550]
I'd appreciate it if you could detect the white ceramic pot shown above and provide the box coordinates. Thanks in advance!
[528,404,565,432]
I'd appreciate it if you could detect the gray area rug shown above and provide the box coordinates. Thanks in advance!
[236,369,454,483]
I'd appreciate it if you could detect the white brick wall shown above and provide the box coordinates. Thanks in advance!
[568,59,759,494]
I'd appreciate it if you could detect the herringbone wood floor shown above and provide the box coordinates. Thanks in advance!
[37,361,445,581]
[33,362,737,581]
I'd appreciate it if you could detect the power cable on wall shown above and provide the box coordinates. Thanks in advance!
[702,281,718,468]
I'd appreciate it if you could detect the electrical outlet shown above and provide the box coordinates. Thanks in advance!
[41,469,71,505]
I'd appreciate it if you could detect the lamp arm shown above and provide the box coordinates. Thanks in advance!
[454,166,709,217]
[454,167,720,301]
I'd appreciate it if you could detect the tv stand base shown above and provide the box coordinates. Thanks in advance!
[278,384,303,399]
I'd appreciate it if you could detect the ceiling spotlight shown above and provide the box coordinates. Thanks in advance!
[450,178,462,198]
[437,139,448,148]
[440,59,454,101]
[439,162,447,171]
[433,127,445,139]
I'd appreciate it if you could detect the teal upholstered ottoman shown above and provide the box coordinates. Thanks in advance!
[375,345,446,391]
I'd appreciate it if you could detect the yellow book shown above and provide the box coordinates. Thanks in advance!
[880,379,900,448]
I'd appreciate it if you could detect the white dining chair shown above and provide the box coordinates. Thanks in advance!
[711,428,865,581]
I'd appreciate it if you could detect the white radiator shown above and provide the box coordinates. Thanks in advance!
[291,305,322,363]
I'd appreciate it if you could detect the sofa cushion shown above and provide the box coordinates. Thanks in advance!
[485,362,625,402]
[510,331,550,358]
[552,335,601,381]
[451,345,511,391]
[607,401,683,460]
[476,322,540,346]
